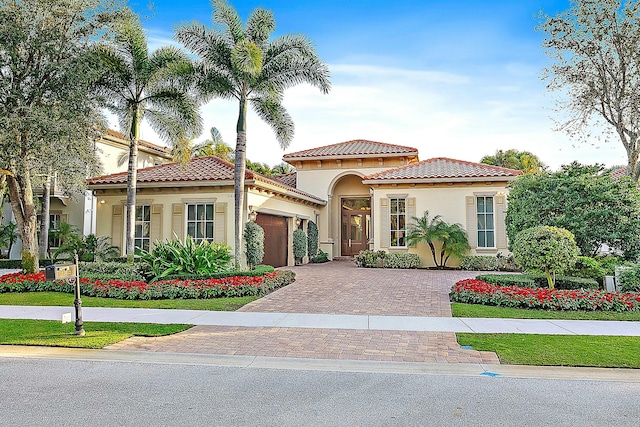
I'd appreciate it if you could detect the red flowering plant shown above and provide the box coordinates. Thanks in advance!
[450,279,640,312]
[0,270,295,300]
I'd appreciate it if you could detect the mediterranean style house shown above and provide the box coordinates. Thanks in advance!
[86,138,522,268]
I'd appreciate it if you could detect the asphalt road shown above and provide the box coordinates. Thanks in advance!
[1,357,638,426]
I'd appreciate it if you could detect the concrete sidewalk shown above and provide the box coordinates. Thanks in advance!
[2,305,639,336]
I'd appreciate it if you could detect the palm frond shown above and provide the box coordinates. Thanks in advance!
[246,8,275,47]
[251,95,294,149]
[212,0,245,44]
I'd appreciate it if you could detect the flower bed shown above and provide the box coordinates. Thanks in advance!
[0,270,295,300]
[450,279,640,312]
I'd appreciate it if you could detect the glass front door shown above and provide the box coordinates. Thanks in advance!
[341,198,371,256]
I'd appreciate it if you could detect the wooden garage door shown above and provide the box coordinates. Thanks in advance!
[255,214,288,268]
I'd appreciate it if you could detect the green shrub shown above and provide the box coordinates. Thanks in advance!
[512,226,580,289]
[311,249,329,263]
[307,221,318,258]
[354,250,419,269]
[137,236,232,282]
[243,221,264,270]
[476,274,537,288]
[617,265,640,292]
[460,256,499,271]
[476,273,599,290]
[566,256,606,280]
[160,265,275,281]
[595,255,620,276]
[0,259,54,269]
[293,229,307,260]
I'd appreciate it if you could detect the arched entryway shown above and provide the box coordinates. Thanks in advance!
[329,173,371,257]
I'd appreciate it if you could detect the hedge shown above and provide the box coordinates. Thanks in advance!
[476,273,599,290]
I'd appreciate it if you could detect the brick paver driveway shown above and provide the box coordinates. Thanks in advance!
[108,261,499,364]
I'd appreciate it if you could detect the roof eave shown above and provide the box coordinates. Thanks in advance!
[283,153,418,162]
[363,176,519,185]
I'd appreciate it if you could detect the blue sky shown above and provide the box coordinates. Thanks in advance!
[125,0,628,170]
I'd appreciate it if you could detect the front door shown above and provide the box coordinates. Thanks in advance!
[341,198,371,256]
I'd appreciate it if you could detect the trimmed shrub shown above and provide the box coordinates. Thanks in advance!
[78,261,147,281]
[595,255,621,276]
[311,249,329,263]
[307,221,318,258]
[160,265,275,281]
[476,273,599,290]
[0,259,54,269]
[293,229,307,260]
[354,250,419,269]
[460,256,499,271]
[566,256,606,281]
[244,221,265,270]
[618,264,640,293]
[512,226,580,289]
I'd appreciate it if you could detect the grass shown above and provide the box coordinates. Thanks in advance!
[457,333,640,368]
[0,319,191,349]
[451,302,640,321]
[0,292,259,311]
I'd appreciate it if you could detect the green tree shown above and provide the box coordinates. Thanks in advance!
[406,211,469,268]
[505,162,640,258]
[512,226,580,289]
[0,222,18,259]
[271,162,294,176]
[192,127,235,162]
[93,12,202,263]
[538,0,640,182]
[175,0,330,268]
[480,149,546,174]
[243,221,264,270]
[0,0,111,272]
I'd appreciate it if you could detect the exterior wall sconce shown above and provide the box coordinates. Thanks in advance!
[295,216,301,227]
[99,199,105,204]
[248,205,257,222]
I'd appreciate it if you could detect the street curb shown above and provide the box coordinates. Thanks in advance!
[1,345,639,383]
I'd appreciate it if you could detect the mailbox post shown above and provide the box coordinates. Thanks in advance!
[45,252,84,336]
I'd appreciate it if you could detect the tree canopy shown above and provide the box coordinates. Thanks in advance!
[0,0,116,271]
[505,162,640,259]
[538,0,640,182]
[480,149,546,173]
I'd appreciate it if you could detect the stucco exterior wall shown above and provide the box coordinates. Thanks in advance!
[371,182,511,267]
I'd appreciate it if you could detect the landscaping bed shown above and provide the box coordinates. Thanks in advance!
[450,278,640,312]
[0,270,295,300]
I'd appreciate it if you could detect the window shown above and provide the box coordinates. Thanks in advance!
[477,196,495,248]
[187,203,214,243]
[135,206,150,251]
[49,213,61,248]
[390,198,406,247]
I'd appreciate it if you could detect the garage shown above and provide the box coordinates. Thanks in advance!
[255,213,289,268]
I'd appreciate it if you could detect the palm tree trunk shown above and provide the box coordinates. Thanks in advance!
[234,98,248,269]
[125,108,141,263]
[427,241,438,267]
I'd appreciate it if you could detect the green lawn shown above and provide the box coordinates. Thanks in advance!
[0,292,259,311]
[457,333,640,368]
[451,302,640,321]
[0,319,191,349]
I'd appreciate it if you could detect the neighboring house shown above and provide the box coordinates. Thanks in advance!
[87,139,522,268]
[2,130,173,258]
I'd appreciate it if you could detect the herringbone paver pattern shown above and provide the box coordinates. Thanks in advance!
[107,262,497,364]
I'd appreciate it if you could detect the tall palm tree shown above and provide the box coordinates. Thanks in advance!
[175,0,330,267]
[93,12,202,262]
[406,211,446,267]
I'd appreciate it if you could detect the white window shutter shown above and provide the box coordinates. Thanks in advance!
[149,204,163,250]
[111,205,124,254]
[495,195,507,249]
[380,198,390,248]
[171,203,184,241]
[214,203,227,244]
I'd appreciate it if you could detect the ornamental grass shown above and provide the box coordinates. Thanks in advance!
[0,270,294,300]
[450,279,640,312]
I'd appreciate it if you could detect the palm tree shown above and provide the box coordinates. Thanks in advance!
[92,12,202,262]
[175,0,330,267]
[435,222,470,268]
[406,211,446,267]
[271,162,294,176]
[192,127,235,162]
[481,149,546,174]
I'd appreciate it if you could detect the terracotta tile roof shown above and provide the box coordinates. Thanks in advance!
[87,156,325,205]
[104,129,172,157]
[610,167,628,180]
[271,172,296,187]
[283,139,418,160]
[363,157,523,182]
